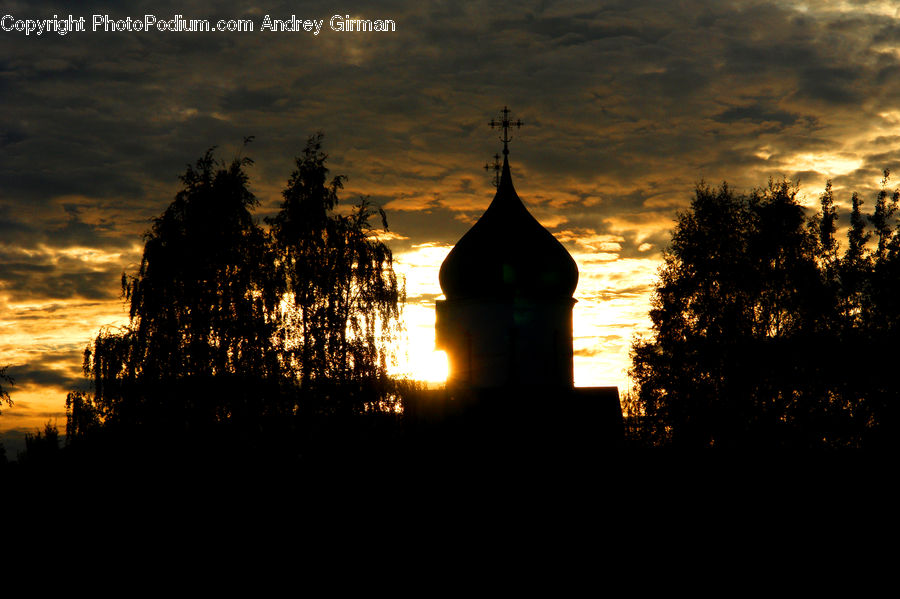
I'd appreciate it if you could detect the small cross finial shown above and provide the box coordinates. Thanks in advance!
[484,153,502,187]
[489,105,524,156]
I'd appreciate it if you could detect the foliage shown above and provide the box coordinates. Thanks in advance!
[630,175,900,449]
[18,422,60,465]
[268,133,403,414]
[122,147,283,383]
[67,135,404,449]
[0,365,12,415]
[70,144,285,441]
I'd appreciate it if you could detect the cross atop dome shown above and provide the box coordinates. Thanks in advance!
[489,106,524,156]
[484,152,502,187]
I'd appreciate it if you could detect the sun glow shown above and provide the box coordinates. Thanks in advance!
[389,298,449,384]
[389,243,452,384]
[387,236,660,390]
[411,349,449,384]
[786,152,863,177]
[571,254,658,389]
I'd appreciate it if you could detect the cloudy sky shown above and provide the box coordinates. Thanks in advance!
[3,0,900,451]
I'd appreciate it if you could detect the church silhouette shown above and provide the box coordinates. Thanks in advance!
[405,108,623,453]
[437,109,578,388]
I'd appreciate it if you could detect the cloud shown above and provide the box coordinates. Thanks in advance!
[6,0,900,421]
[6,363,84,392]
[0,244,126,301]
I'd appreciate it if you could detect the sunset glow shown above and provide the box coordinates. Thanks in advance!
[6,0,900,454]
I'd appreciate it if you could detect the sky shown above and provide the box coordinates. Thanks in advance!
[4,0,900,453]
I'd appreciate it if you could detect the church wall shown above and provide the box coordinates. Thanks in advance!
[436,297,575,389]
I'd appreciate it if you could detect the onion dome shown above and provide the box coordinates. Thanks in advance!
[439,156,578,300]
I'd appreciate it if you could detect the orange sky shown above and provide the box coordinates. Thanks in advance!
[5,0,900,454]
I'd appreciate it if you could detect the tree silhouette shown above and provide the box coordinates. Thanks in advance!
[0,366,10,468]
[629,178,888,449]
[18,422,60,466]
[268,133,403,415]
[69,144,288,445]
[122,147,282,384]
[0,365,12,414]
[66,136,404,456]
